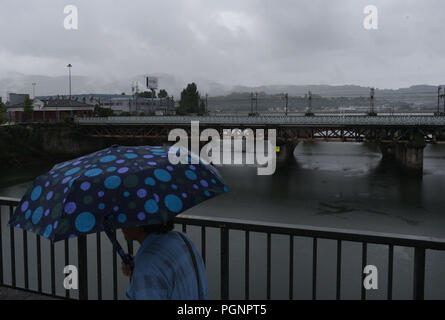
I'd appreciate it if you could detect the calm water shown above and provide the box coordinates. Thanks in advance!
[1,142,445,299]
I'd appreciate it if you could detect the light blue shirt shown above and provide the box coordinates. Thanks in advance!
[126,231,210,300]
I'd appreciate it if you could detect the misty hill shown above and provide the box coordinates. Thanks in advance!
[0,73,440,110]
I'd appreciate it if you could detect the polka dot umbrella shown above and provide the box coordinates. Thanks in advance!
[8,145,229,266]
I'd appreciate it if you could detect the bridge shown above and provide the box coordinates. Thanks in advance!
[76,115,445,170]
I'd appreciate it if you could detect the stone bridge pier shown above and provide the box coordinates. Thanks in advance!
[379,132,427,171]
[276,141,299,165]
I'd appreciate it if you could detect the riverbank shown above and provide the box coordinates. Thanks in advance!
[0,122,92,169]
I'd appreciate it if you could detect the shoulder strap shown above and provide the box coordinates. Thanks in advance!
[176,232,201,299]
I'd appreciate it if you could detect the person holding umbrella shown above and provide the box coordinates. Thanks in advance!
[8,145,229,300]
[121,221,209,300]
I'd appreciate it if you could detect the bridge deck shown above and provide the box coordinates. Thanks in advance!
[76,116,445,126]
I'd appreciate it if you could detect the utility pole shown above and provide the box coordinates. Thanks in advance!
[285,93,289,116]
[205,94,208,115]
[250,92,258,116]
[67,64,72,101]
[368,88,376,116]
[437,86,442,115]
[136,82,140,115]
[131,82,135,114]
[305,91,314,116]
[151,88,155,115]
[442,86,445,116]
[32,83,36,99]
[309,91,312,112]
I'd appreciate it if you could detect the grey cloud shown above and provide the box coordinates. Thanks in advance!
[0,0,445,98]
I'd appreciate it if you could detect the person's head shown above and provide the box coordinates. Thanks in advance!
[122,220,174,243]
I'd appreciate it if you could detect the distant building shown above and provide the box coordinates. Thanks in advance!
[37,94,176,115]
[6,96,94,123]
[7,93,29,106]
[104,96,175,115]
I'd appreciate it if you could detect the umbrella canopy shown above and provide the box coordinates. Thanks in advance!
[8,145,229,243]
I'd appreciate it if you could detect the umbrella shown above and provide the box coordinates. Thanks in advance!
[8,145,229,266]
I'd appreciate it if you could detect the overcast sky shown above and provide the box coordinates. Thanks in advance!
[1,0,445,90]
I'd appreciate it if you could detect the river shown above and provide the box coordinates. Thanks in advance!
[1,142,444,299]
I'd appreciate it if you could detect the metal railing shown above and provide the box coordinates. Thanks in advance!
[76,115,445,127]
[1,197,445,300]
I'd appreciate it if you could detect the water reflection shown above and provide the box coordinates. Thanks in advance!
[1,142,445,299]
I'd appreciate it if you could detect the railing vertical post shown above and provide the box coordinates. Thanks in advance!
[9,207,16,287]
[77,235,88,300]
[96,233,102,300]
[413,247,426,300]
[36,235,41,292]
[0,206,3,285]
[64,240,70,298]
[23,231,29,290]
[220,226,229,300]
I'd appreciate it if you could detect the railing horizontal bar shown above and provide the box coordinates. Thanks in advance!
[3,198,445,250]
[173,215,445,251]
[0,197,23,206]
[0,284,71,300]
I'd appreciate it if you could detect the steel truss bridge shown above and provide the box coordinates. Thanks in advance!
[76,116,445,144]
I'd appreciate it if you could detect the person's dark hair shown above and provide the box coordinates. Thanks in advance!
[142,220,174,235]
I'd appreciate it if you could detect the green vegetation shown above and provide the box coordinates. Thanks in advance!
[23,96,34,115]
[0,123,87,168]
[137,89,169,99]
[0,125,44,167]
[94,105,115,117]
[158,89,169,98]
[137,91,156,98]
[0,98,6,124]
[177,83,206,115]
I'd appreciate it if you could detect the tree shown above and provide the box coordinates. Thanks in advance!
[94,105,115,117]
[23,96,33,115]
[0,98,6,124]
[158,89,169,98]
[137,91,156,99]
[178,83,201,115]
[199,99,207,115]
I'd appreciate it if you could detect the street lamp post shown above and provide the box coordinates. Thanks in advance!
[32,83,36,99]
[67,64,72,100]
